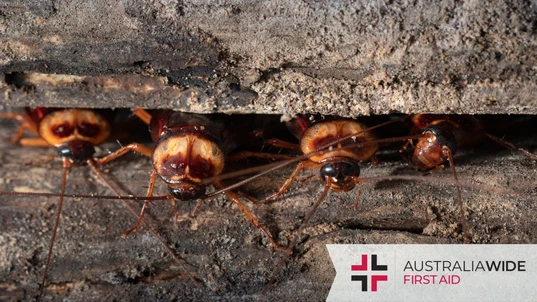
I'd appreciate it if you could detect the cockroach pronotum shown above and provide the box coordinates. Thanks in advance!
[0,108,209,300]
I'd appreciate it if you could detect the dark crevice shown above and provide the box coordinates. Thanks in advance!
[4,72,31,89]
[338,218,428,234]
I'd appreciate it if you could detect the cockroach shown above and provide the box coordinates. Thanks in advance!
[229,114,417,204]
[0,108,208,300]
[400,114,537,173]
[200,114,430,292]
[399,114,537,242]
[95,109,292,250]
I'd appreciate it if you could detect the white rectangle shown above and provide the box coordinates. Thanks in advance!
[327,245,537,301]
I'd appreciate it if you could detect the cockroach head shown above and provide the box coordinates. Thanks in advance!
[168,182,206,201]
[56,141,96,164]
[320,159,361,192]
[422,125,457,154]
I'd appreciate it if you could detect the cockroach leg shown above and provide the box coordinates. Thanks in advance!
[96,142,153,165]
[299,174,316,184]
[0,111,39,143]
[122,200,151,238]
[94,141,161,236]
[352,181,365,211]
[251,161,314,204]
[423,164,446,176]
[244,126,301,151]
[18,137,50,147]
[262,138,301,151]
[170,198,180,227]
[370,155,380,166]
[132,108,152,125]
[121,168,158,238]
[215,179,289,251]
[191,198,206,216]
[0,111,47,147]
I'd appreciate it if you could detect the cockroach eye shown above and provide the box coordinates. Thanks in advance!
[342,161,360,177]
[320,161,360,183]
[320,163,337,180]
[423,125,457,154]
[57,146,73,158]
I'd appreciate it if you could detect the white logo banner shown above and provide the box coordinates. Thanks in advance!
[327,244,537,301]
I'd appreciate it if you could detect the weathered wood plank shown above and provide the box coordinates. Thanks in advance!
[0,1,536,117]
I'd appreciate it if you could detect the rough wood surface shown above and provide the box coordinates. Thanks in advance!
[1,117,536,301]
[0,1,536,117]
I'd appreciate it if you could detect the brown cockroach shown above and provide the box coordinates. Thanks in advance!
[400,114,537,173]
[0,108,209,300]
[399,114,537,242]
[224,115,421,207]
[94,109,295,249]
[226,115,411,202]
